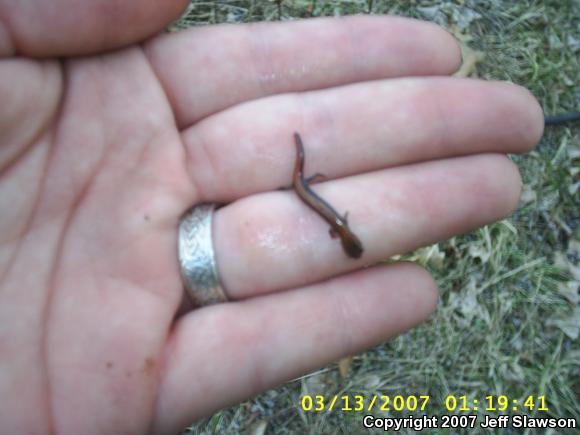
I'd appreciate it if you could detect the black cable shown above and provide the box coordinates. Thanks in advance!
[544,111,580,125]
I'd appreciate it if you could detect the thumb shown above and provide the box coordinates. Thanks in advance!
[0,0,189,57]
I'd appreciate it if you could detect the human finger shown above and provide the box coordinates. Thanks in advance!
[152,262,438,433]
[183,78,542,202]
[145,15,461,127]
[0,0,189,57]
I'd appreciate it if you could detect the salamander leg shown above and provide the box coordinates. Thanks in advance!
[306,172,327,184]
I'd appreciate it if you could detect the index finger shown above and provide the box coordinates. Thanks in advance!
[144,15,461,127]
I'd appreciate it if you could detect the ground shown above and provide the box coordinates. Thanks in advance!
[172,1,579,433]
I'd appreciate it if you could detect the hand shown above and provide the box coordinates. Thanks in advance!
[0,1,543,434]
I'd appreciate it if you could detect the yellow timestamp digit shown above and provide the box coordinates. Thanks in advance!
[485,395,496,411]
[353,395,364,411]
[446,395,457,411]
[458,395,471,411]
[341,395,352,411]
[393,396,405,411]
[538,395,549,411]
[497,395,509,411]
[380,396,391,411]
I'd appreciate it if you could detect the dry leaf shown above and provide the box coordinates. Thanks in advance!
[454,44,485,77]
[338,355,353,378]
[520,184,537,204]
[414,244,446,268]
[248,420,268,435]
[547,307,580,339]
[556,281,579,305]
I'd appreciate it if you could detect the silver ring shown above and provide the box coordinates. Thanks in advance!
[178,203,228,306]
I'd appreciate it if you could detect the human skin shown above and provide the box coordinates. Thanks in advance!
[0,1,544,434]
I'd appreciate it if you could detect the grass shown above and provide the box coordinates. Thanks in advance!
[173,1,579,433]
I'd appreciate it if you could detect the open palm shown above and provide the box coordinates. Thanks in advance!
[0,1,543,434]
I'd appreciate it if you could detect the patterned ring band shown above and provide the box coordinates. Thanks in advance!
[178,203,228,306]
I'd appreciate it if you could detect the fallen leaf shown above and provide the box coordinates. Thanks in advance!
[248,420,268,435]
[546,307,580,339]
[454,44,485,77]
[338,355,353,378]
[520,184,537,204]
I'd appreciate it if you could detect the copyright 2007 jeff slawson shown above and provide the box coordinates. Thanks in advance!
[362,414,577,431]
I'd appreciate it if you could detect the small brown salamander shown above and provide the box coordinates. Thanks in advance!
[292,132,364,259]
